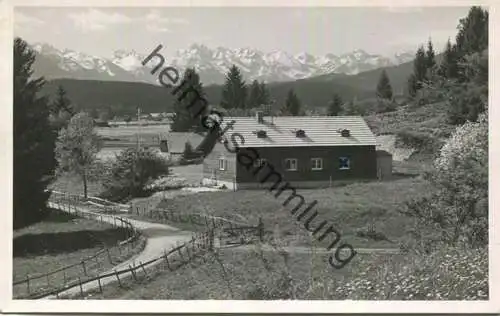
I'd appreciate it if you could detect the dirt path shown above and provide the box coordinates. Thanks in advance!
[43,202,193,299]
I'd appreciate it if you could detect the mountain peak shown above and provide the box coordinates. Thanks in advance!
[29,42,415,85]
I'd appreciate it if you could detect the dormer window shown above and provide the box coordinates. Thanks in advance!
[295,129,306,138]
[256,130,267,138]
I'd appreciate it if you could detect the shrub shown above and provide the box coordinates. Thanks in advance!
[400,112,488,248]
[411,83,448,108]
[100,148,171,201]
[431,112,488,246]
[446,82,487,125]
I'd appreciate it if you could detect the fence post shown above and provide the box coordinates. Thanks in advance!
[81,260,87,276]
[140,261,147,276]
[185,242,191,260]
[164,249,171,270]
[115,270,122,287]
[106,248,112,264]
[178,246,184,262]
[26,274,30,295]
[130,264,137,281]
[78,277,84,297]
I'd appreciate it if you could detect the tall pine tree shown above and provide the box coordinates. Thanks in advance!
[342,100,358,115]
[284,89,301,116]
[426,38,436,70]
[407,74,418,98]
[376,70,393,100]
[455,6,488,56]
[327,93,343,116]
[50,85,75,130]
[413,45,428,89]
[258,81,271,106]
[247,79,261,109]
[454,6,488,82]
[14,38,57,228]
[438,39,459,79]
[221,65,247,109]
[171,68,206,133]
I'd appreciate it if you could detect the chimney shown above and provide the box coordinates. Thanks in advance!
[341,129,350,137]
[256,111,264,123]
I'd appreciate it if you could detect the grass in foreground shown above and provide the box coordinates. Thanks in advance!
[83,243,487,300]
[150,177,432,249]
[13,209,145,298]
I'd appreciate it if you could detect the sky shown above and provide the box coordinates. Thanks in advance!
[14,6,472,58]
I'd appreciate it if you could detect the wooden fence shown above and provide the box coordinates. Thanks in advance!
[12,192,142,299]
[33,228,216,299]
[130,203,267,246]
[15,191,268,299]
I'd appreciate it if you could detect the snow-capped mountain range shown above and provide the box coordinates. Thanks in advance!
[30,42,414,85]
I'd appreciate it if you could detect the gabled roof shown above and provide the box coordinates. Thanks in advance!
[223,116,376,148]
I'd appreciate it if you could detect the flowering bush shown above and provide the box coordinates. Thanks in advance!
[432,112,488,246]
[401,111,488,248]
[145,176,188,192]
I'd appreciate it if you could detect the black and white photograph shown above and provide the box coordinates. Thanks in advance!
[1,1,498,314]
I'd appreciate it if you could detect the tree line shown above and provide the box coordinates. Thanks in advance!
[170,57,400,132]
[406,6,488,125]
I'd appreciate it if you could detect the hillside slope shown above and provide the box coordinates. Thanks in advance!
[39,77,372,114]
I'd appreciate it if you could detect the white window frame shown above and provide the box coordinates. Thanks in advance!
[311,158,323,171]
[219,157,227,171]
[285,158,298,171]
[339,157,350,170]
[254,158,267,168]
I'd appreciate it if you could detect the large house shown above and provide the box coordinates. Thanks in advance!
[202,112,390,190]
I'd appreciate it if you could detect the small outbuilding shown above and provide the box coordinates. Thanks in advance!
[159,132,204,157]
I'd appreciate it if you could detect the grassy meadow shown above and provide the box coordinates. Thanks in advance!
[136,175,431,249]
